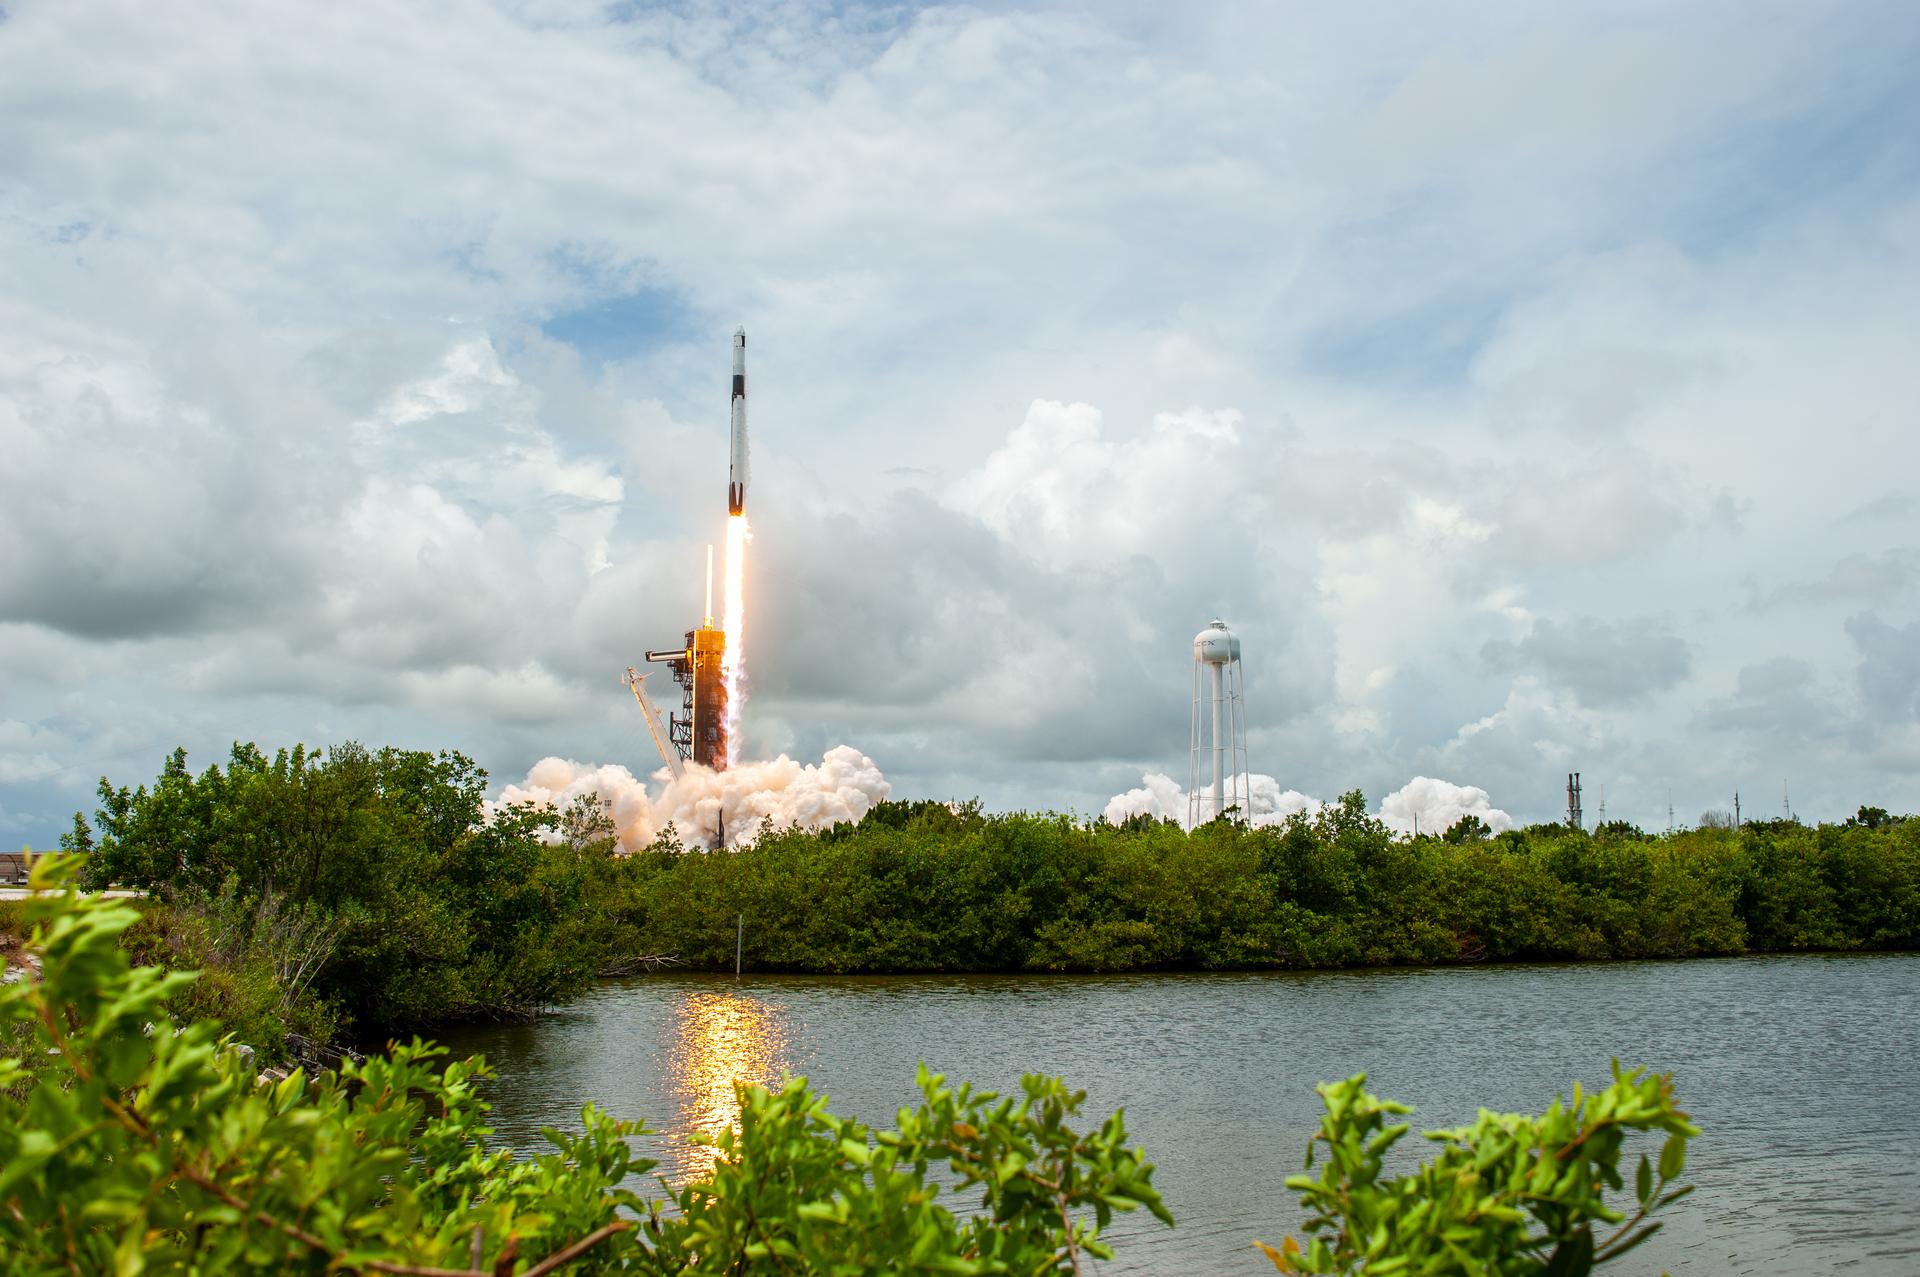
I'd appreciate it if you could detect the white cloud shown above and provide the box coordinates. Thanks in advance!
[1,1,1917,843]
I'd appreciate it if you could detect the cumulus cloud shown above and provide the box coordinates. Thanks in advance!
[491,746,890,851]
[1753,552,1920,611]
[1482,616,1692,707]
[1847,614,1920,724]
[1697,658,1835,738]
[2,0,1918,845]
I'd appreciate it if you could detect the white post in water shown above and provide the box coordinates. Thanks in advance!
[735,913,743,978]
[1188,619,1248,828]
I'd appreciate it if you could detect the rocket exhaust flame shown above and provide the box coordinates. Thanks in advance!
[722,513,749,767]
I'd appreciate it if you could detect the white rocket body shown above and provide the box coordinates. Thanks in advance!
[727,328,748,515]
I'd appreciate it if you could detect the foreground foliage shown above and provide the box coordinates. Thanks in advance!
[0,856,1169,1275]
[645,1066,1169,1273]
[1261,1068,1696,1275]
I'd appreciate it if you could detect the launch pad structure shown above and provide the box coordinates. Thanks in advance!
[643,621,727,770]
[638,546,729,771]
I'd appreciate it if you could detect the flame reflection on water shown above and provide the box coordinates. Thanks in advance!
[665,988,791,1178]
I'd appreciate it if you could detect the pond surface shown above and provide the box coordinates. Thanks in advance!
[438,954,1920,1274]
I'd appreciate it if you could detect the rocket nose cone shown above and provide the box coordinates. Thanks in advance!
[733,327,746,341]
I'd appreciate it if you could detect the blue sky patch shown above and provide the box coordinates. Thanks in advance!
[540,287,690,368]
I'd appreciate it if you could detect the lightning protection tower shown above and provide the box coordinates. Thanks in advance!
[1188,619,1249,827]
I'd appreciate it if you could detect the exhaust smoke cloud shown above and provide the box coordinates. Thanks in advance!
[1104,772,1512,835]
[493,745,890,851]
[1103,772,1321,827]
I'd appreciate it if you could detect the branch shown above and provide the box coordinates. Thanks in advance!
[518,1220,632,1277]
[1054,1194,1085,1277]
[171,1160,333,1256]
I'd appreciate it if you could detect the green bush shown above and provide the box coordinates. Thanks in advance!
[0,854,1168,1275]
[73,743,621,1037]
[1261,1067,1696,1275]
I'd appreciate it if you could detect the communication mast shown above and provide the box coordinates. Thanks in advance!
[1566,773,1584,830]
[1187,620,1249,827]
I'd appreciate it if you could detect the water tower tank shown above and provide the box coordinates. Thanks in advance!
[1194,620,1240,664]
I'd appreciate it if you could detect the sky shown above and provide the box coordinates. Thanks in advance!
[2,0,1917,845]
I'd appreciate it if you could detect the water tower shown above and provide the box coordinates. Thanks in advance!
[1188,619,1249,827]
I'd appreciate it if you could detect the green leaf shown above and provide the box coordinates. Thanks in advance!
[1659,1133,1687,1180]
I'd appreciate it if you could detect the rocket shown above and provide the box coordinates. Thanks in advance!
[727,327,749,515]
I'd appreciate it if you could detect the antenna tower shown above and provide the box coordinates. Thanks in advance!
[1566,772,1583,830]
[1187,620,1249,828]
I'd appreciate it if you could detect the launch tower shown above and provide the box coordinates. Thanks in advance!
[644,548,729,771]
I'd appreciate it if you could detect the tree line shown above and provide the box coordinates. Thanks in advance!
[39,741,1918,1059]
[618,794,1918,974]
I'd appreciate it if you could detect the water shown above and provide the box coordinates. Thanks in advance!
[437,954,1920,1274]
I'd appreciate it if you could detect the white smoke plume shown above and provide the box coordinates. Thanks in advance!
[1104,772,1511,836]
[1101,772,1186,825]
[1103,772,1322,828]
[1376,776,1513,837]
[491,745,891,851]
[494,759,656,850]
[651,747,890,850]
